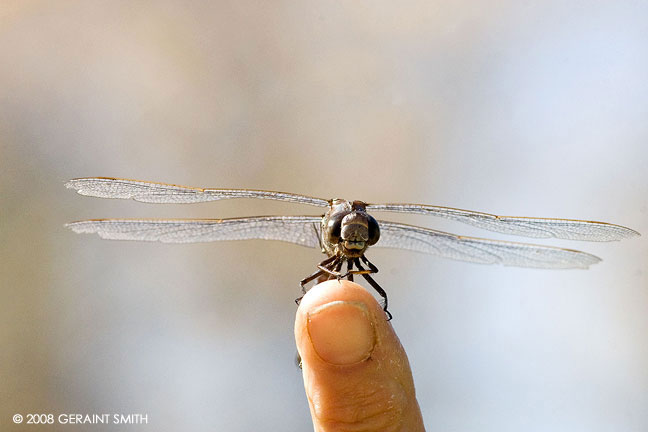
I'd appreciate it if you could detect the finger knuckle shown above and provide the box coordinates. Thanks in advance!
[312,381,408,431]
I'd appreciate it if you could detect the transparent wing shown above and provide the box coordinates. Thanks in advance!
[375,220,601,269]
[66,216,323,247]
[366,203,638,242]
[66,177,330,207]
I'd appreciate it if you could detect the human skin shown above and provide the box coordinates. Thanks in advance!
[295,280,425,432]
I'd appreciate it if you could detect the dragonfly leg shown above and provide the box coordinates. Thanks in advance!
[340,256,375,278]
[355,257,392,320]
[318,257,344,279]
[296,255,336,305]
[295,352,303,370]
[346,259,354,282]
[319,255,337,267]
[314,255,337,276]
[334,259,344,277]
[360,255,379,274]
[324,258,344,280]
[296,269,325,304]
[300,268,326,291]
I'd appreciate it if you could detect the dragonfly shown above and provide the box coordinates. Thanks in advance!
[65,177,639,319]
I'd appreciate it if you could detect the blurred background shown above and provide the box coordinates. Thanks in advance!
[1,1,647,431]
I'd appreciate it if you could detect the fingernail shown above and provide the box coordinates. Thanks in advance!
[307,301,376,365]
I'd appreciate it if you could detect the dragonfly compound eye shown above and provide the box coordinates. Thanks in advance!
[326,212,347,243]
[367,215,380,246]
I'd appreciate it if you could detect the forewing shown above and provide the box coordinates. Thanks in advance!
[66,216,323,247]
[366,204,638,242]
[66,177,330,207]
[375,220,601,269]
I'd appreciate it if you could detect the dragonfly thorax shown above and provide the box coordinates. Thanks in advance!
[321,200,380,258]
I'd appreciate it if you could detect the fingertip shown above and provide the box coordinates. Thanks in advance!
[294,280,425,430]
[297,279,382,313]
[307,300,375,364]
[295,280,388,366]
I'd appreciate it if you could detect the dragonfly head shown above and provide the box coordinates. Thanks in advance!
[323,200,380,258]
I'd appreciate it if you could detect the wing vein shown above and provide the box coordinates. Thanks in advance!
[65,177,329,207]
[375,220,601,269]
[366,203,638,242]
